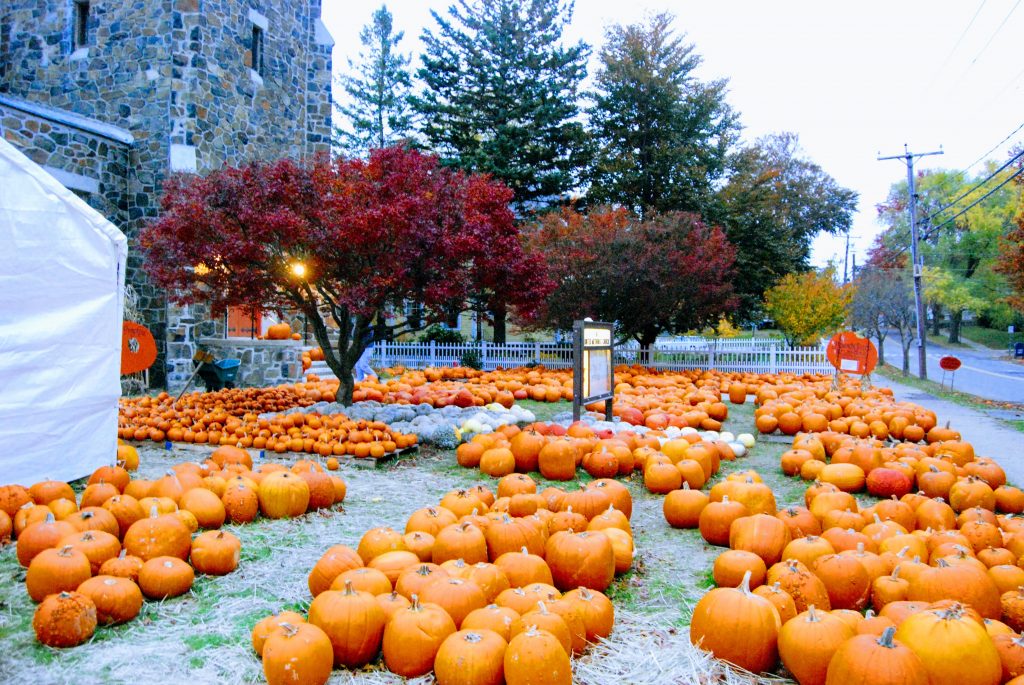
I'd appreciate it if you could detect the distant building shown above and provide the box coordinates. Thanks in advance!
[0,0,334,388]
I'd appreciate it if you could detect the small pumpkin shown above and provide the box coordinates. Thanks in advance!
[382,595,457,677]
[190,530,242,576]
[262,622,333,685]
[25,545,93,602]
[307,580,386,668]
[503,625,571,685]
[434,629,508,685]
[138,556,194,599]
[76,575,143,625]
[824,626,928,685]
[689,570,781,674]
[32,591,97,648]
[252,610,307,655]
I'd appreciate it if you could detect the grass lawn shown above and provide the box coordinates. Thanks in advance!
[959,324,1019,351]
[0,401,801,685]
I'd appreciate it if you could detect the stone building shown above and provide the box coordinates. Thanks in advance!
[0,0,333,390]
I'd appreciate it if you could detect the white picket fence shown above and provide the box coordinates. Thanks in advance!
[369,338,832,375]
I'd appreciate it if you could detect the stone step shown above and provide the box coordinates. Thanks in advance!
[307,360,336,380]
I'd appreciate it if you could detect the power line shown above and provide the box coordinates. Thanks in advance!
[924,162,1024,236]
[922,146,1024,225]
[959,118,1024,175]
[926,0,988,90]
[965,0,1022,69]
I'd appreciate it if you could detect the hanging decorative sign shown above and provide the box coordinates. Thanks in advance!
[573,320,614,421]
[825,331,878,376]
[121,321,158,375]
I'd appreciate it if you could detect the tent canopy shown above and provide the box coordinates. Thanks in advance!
[0,137,127,486]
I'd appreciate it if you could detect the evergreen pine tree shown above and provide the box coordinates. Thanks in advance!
[587,13,739,218]
[413,0,590,211]
[335,4,414,156]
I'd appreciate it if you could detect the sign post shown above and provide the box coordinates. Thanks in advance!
[573,320,614,422]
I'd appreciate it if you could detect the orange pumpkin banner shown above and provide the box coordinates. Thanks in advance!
[121,321,157,375]
[825,331,878,376]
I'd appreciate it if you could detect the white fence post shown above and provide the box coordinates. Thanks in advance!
[770,342,778,374]
[535,342,541,364]
[709,346,716,370]
[481,340,488,369]
[430,341,436,366]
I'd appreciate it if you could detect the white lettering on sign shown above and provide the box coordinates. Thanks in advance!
[583,328,612,347]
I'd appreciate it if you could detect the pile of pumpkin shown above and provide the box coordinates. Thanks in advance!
[118,390,417,458]
[749,379,951,442]
[0,444,347,649]
[779,431,1024,512]
[683,456,1024,683]
[252,475,631,685]
[453,420,756,503]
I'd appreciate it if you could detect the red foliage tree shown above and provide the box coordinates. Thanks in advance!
[142,147,543,403]
[521,206,738,353]
[997,210,1024,314]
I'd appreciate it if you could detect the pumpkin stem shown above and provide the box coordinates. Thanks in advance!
[865,609,875,619]
[891,566,901,579]
[682,482,691,491]
[463,632,482,643]
[738,570,753,595]
[410,594,421,610]
[936,558,950,568]
[278,622,300,638]
[896,545,910,558]
[877,626,896,648]
[342,580,356,596]
[807,605,819,622]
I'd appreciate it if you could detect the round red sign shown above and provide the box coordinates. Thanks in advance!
[939,356,961,371]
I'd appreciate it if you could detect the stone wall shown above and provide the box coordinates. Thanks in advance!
[168,0,334,172]
[0,96,130,226]
[1,0,333,389]
[196,338,303,389]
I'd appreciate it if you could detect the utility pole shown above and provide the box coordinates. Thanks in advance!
[878,144,943,380]
[842,230,851,284]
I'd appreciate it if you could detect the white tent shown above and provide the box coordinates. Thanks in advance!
[0,137,127,486]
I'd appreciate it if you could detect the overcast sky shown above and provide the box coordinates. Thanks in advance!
[321,1,1024,269]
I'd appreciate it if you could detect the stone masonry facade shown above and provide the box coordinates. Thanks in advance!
[0,0,332,391]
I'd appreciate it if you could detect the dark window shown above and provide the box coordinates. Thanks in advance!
[251,26,264,76]
[73,1,89,49]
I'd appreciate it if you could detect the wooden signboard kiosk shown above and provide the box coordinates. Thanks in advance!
[572,320,615,421]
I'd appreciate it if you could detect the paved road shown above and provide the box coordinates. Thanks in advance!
[879,336,1024,404]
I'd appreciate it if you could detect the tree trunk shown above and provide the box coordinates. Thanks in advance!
[875,330,886,366]
[902,337,912,377]
[474,307,483,343]
[304,300,364,406]
[930,303,942,336]
[948,309,962,344]
[492,303,507,344]
[637,329,658,366]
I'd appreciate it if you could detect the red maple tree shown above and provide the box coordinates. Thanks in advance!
[142,146,542,403]
[520,206,738,352]
[997,210,1024,314]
